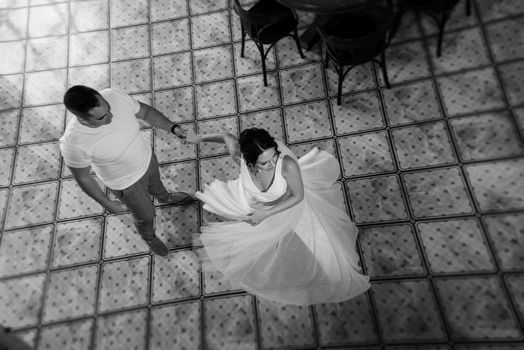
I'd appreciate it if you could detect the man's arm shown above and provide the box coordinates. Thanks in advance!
[135,102,186,139]
[69,166,126,214]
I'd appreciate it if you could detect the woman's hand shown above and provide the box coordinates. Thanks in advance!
[245,209,269,226]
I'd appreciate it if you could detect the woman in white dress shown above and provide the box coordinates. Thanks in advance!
[188,128,370,305]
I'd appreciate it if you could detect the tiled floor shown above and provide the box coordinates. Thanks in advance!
[1,0,524,349]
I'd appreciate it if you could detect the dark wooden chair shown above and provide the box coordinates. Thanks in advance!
[402,0,471,56]
[233,0,305,86]
[317,4,397,105]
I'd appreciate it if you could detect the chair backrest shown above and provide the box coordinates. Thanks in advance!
[318,5,397,66]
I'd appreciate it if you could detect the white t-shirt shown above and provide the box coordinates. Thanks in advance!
[60,88,152,190]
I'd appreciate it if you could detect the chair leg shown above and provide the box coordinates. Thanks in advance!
[436,18,446,57]
[292,29,306,59]
[324,52,329,68]
[465,0,471,16]
[255,42,268,86]
[381,49,390,89]
[336,65,344,105]
[240,25,246,58]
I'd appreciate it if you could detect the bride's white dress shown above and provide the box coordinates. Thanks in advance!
[194,141,370,305]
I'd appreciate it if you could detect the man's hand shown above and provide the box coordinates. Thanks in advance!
[104,200,127,214]
[172,125,187,142]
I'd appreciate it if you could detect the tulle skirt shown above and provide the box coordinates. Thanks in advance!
[194,148,370,305]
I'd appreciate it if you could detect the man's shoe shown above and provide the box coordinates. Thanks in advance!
[147,237,168,256]
[158,192,196,205]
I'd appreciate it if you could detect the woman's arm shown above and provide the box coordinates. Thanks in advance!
[246,155,304,225]
[186,132,241,163]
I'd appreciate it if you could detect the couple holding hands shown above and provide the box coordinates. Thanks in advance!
[60,85,369,305]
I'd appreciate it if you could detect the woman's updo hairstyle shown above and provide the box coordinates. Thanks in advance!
[239,128,278,171]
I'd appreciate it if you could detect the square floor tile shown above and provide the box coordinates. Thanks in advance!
[499,59,524,106]
[288,139,337,159]
[155,126,198,163]
[103,213,149,258]
[154,87,195,124]
[0,8,27,41]
[485,17,524,62]
[57,177,105,220]
[0,147,14,187]
[152,19,190,55]
[153,52,193,89]
[331,91,384,134]
[0,274,46,328]
[372,280,446,342]
[389,11,421,45]
[152,250,200,303]
[275,36,317,69]
[464,159,524,211]
[435,276,522,340]
[346,175,409,224]
[52,218,103,268]
[204,295,257,350]
[0,74,23,110]
[42,265,99,323]
[233,40,277,77]
[383,40,431,85]
[315,293,379,346]
[110,0,148,27]
[38,319,93,350]
[199,155,240,188]
[69,31,109,67]
[151,0,188,21]
[359,224,425,277]
[402,167,474,218]
[5,182,58,229]
[111,25,150,61]
[18,104,65,144]
[236,73,281,113]
[68,64,110,92]
[13,142,61,184]
[417,218,495,274]
[158,161,199,197]
[0,225,53,278]
[150,302,201,350]
[326,63,376,97]
[26,36,67,72]
[337,131,395,177]
[280,63,326,104]
[483,213,524,271]
[284,100,333,142]
[194,45,234,83]
[429,27,490,74]
[197,116,239,157]
[155,203,200,248]
[437,67,506,117]
[189,0,228,16]
[98,257,150,313]
[0,40,26,75]
[70,0,108,33]
[505,273,524,324]
[196,80,237,119]
[450,111,524,161]
[476,1,524,22]
[94,309,147,350]
[191,11,231,49]
[258,299,316,349]
[23,69,67,107]
[202,262,242,294]
[239,108,284,140]
[28,3,67,38]
[383,79,443,126]
[111,58,151,93]
[391,121,456,169]
[0,110,19,147]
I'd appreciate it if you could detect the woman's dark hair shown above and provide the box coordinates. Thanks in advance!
[63,85,100,114]
[239,128,278,169]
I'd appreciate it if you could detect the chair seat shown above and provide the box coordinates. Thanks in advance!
[247,0,297,43]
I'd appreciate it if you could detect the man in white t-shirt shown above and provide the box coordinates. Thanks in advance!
[60,85,193,256]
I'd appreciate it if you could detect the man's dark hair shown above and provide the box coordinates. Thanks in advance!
[239,128,278,169]
[63,85,100,114]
